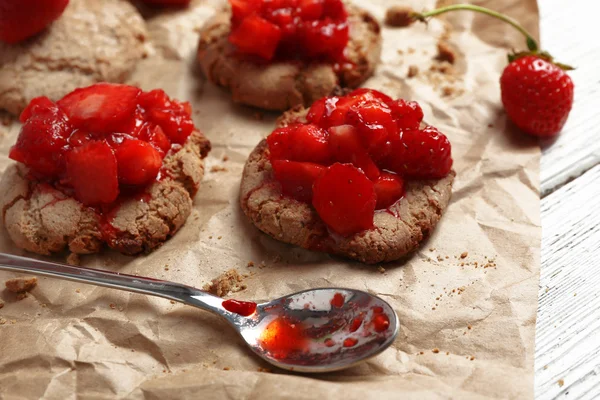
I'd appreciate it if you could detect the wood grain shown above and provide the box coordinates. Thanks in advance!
[535,165,600,399]
[539,0,600,197]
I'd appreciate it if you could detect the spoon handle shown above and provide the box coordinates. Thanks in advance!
[0,253,230,318]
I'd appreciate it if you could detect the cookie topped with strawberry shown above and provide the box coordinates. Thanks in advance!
[197,0,381,111]
[0,83,211,257]
[240,89,455,264]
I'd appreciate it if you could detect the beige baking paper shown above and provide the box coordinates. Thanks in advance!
[0,0,541,398]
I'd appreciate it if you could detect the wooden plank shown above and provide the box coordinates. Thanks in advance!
[538,0,600,196]
[535,165,600,399]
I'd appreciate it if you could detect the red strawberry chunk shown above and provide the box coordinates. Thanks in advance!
[349,89,394,106]
[65,141,119,205]
[389,99,424,130]
[346,101,398,149]
[289,124,330,164]
[267,126,295,161]
[57,83,141,134]
[272,160,324,202]
[298,0,324,20]
[229,15,282,60]
[115,139,162,186]
[230,0,261,24]
[374,172,404,209]
[302,20,349,59]
[328,125,380,180]
[385,126,452,179]
[0,0,69,44]
[322,0,347,19]
[10,97,70,177]
[147,125,172,155]
[312,163,376,236]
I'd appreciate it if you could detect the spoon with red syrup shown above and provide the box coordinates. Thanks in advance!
[0,253,399,373]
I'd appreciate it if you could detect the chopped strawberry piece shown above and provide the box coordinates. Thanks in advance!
[298,0,324,20]
[68,130,92,147]
[349,89,394,106]
[385,126,452,179]
[140,89,195,144]
[230,0,260,24]
[10,97,70,177]
[322,0,347,19]
[328,125,380,180]
[389,99,424,130]
[0,0,69,44]
[306,97,327,125]
[267,126,295,161]
[312,163,376,236]
[115,139,162,186]
[147,125,172,155]
[289,124,330,164]
[229,15,282,60]
[65,141,119,205]
[347,101,398,149]
[302,20,349,59]
[374,172,404,209]
[272,160,324,203]
[57,83,141,134]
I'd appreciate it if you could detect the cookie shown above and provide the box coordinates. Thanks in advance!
[0,0,147,116]
[240,111,455,264]
[0,131,210,256]
[197,5,381,111]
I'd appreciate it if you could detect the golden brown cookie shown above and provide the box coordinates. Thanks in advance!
[240,111,455,264]
[0,0,147,116]
[197,5,381,111]
[0,132,210,256]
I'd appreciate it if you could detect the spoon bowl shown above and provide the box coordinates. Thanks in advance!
[0,253,399,373]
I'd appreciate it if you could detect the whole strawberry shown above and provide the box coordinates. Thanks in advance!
[500,55,574,137]
[0,0,69,44]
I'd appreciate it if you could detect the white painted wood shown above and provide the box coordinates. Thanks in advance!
[535,165,600,399]
[538,0,600,196]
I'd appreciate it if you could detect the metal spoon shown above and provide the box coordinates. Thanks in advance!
[0,253,399,373]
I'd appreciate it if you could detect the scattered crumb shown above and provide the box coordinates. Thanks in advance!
[574,293,577,296]
[203,269,248,297]
[223,367,231,371]
[164,265,170,271]
[385,6,415,27]
[407,65,419,78]
[257,367,272,373]
[407,47,415,54]
[209,235,213,239]
[470,356,475,361]
[247,261,255,267]
[543,365,548,370]
[222,155,229,162]
[16,292,27,300]
[468,325,472,330]
[0,318,6,325]
[377,266,386,274]
[437,256,444,262]
[432,348,440,354]
[487,123,493,128]
[441,86,455,97]
[210,165,228,173]
[5,277,37,294]
[109,303,116,309]
[75,289,81,294]
[460,252,468,259]
[558,379,564,387]
[429,248,435,252]
[217,236,222,240]
[436,41,456,64]
[67,253,81,266]
[419,351,424,355]
[446,352,450,355]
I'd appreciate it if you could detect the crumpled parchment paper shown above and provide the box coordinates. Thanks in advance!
[0,0,540,398]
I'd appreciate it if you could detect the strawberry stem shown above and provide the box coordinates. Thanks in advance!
[413,4,539,52]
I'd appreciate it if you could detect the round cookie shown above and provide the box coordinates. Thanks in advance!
[0,0,147,116]
[0,132,211,256]
[240,110,455,264]
[197,5,381,111]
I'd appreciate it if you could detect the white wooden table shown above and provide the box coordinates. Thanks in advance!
[535,0,600,398]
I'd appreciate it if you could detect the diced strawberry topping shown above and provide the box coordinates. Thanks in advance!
[266,89,452,236]
[11,84,201,208]
[312,163,376,236]
[0,0,69,44]
[272,160,324,202]
[374,173,405,209]
[229,15,282,61]
[227,0,348,62]
[66,141,119,205]
[115,139,163,186]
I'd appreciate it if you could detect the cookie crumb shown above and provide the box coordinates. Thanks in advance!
[203,269,247,297]
[487,123,493,128]
[5,277,37,294]
[446,351,450,355]
[257,367,272,373]
[210,165,228,173]
[407,65,419,78]
[377,266,386,274]
[164,265,170,271]
[432,348,440,354]
[543,365,548,370]
[223,367,231,371]
[436,41,456,64]
[217,236,222,240]
[67,253,81,266]
[0,318,6,325]
[109,303,116,309]
[470,356,475,361]
[460,252,468,259]
[441,86,455,97]
[170,300,176,304]
[558,379,564,387]
[468,325,472,330]
[385,6,415,27]
[247,261,255,267]
[75,289,81,293]
[419,351,424,355]
[222,155,230,162]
